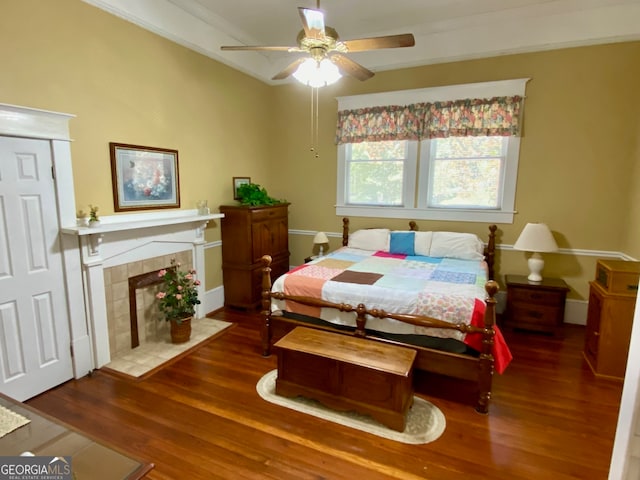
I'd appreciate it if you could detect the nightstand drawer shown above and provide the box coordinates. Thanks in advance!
[508,287,565,306]
[508,304,561,327]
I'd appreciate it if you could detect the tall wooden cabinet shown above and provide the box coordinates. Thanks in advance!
[583,260,640,380]
[219,204,290,309]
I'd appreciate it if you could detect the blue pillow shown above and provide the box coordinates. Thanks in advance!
[389,231,415,255]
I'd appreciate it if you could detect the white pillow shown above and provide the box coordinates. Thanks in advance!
[429,232,485,260]
[348,229,390,252]
[414,231,433,256]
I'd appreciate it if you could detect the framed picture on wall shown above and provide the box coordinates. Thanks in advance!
[233,177,251,200]
[109,142,180,211]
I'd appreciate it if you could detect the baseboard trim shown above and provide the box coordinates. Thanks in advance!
[203,285,225,314]
[564,298,588,326]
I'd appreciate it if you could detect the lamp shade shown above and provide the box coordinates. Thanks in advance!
[513,223,558,253]
[313,231,329,244]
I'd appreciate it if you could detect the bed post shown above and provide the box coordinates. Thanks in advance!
[260,255,273,357]
[486,224,497,280]
[409,221,418,231]
[477,279,499,414]
[342,217,349,246]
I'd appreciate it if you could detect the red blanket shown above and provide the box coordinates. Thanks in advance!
[464,299,512,374]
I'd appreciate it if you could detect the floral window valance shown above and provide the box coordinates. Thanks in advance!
[336,95,522,144]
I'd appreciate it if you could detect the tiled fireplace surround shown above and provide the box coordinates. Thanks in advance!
[104,250,193,360]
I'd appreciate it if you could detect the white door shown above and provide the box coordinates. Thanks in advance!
[0,136,73,401]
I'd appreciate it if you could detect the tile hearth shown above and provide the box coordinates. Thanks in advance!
[104,317,232,378]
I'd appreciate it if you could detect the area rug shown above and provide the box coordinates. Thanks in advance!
[0,404,30,438]
[256,369,445,444]
[104,318,233,379]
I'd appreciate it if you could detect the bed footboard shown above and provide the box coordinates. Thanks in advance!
[260,254,499,414]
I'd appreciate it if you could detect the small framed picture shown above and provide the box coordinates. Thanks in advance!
[110,143,180,211]
[233,177,251,200]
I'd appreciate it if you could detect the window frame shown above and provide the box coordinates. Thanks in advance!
[338,141,417,208]
[335,79,528,224]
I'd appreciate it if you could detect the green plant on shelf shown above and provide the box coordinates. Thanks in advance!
[236,183,285,206]
[89,205,99,223]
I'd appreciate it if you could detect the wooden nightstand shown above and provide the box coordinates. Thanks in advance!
[505,274,569,335]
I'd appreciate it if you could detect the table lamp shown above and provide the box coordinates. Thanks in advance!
[513,223,558,282]
[313,231,329,257]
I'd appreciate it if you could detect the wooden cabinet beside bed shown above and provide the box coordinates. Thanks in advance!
[220,203,290,309]
[505,275,569,336]
[583,260,640,380]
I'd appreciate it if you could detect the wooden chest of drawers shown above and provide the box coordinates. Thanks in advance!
[219,203,290,309]
[505,275,569,335]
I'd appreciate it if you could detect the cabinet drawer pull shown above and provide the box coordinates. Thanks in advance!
[527,310,544,319]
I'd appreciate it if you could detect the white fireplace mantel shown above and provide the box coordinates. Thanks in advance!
[62,210,223,257]
[62,211,224,236]
[61,209,224,368]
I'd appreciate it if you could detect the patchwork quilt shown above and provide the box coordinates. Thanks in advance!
[271,247,512,373]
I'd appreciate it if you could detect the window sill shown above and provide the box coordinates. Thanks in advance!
[335,205,515,224]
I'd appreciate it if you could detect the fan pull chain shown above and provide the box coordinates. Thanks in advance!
[314,87,320,158]
[309,86,314,154]
[309,86,320,158]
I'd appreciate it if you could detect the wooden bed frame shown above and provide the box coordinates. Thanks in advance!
[260,219,499,414]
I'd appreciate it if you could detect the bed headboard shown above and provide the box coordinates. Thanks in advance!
[340,217,497,280]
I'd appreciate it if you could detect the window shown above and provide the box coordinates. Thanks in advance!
[336,79,527,223]
[344,140,416,207]
[426,137,504,209]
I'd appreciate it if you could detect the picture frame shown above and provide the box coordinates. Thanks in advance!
[109,143,180,212]
[233,177,251,200]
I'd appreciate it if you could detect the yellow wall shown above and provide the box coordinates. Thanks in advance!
[2,1,639,302]
[0,0,275,290]
[623,121,640,259]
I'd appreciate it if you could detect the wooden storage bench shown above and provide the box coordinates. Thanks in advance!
[274,327,417,431]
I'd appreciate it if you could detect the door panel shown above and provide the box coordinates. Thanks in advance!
[0,136,73,401]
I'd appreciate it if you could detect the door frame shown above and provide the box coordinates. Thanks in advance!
[0,103,93,379]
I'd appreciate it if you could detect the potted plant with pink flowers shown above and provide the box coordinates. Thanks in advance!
[156,259,201,343]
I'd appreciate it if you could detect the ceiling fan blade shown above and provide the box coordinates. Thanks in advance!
[221,45,299,52]
[330,54,374,81]
[298,7,326,40]
[272,58,307,80]
[342,33,415,52]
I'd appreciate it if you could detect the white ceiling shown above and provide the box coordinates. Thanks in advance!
[84,0,640,84]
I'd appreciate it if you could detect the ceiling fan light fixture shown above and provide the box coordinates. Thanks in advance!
[292,58,342,88]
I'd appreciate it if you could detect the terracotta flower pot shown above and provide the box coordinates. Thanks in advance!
[170,316,192,344]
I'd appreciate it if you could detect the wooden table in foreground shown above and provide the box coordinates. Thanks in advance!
[274,327,417,432]
[0,393,153,479]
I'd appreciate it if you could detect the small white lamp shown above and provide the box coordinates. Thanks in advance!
[313,231,329,257]
[513,223,559,283]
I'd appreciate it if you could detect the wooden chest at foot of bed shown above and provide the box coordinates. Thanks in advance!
[274,327,417,432]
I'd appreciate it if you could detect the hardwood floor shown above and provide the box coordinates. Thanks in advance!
[27,310,623,479]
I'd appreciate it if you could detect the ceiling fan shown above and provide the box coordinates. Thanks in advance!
[220,1,415,84]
